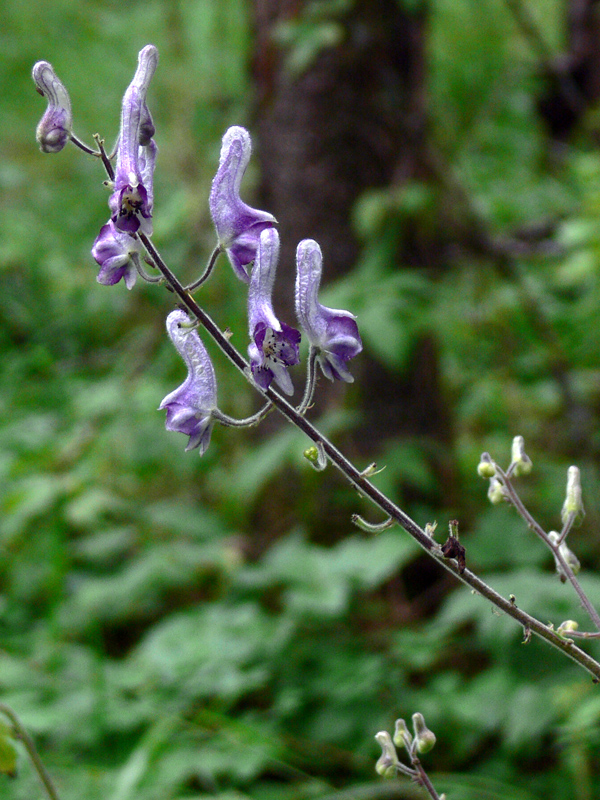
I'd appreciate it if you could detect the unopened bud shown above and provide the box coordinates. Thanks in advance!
[487,477,506,504]
[303,442,327,471]
[561,466,585,527]
[549,531,581,581]
[511,435,532,476]
[557,619,579,637]
[393,718,412,750]
[477,453,496,479]
[412,712,436,754]
[32,61,72,153]
[374,731,398,778]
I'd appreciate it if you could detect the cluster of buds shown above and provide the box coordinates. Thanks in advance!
[32,46,363,454]
[375,713,441,793]
[477,436,586,585]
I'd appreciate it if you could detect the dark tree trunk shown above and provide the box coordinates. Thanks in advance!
[537,0,600,138]
[251,0,429,288]
[248,0,456,548]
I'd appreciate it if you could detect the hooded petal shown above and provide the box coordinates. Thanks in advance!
[32,61,72,153]
[160,310,217,454]
[209,126,276,282]
[247,229,301,395]
[110,45,158,235]
[295,239,362,382]
[92,222,140,289]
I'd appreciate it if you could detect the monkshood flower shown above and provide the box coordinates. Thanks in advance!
[109,45,158,235]
[248,228,301,395]
[92,222,141,290]
[209,126,276,282]
[159,310,217,454]
[295,239,362,382]
[32,61,72,153]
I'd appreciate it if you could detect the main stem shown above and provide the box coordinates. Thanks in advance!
[139,232,600,682]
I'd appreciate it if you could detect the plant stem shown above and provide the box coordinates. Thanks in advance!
[496,467,600,631]
[0,703,60,800]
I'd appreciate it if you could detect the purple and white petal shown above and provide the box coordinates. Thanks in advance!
[159,310,217,455]
[247,229,301,394]
[32,61,72,153]
[110,46,158,235]
[209,126,276,282]
[92,222,140,290]
[295,239,362,383]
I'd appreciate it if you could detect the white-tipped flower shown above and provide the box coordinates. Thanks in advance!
[511,435,532,476]
[561,465,585,527]
[412,712,436,754]
[374,731,399,778]
[32,61,72,153]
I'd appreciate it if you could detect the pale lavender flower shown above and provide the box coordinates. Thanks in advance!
[109,45,158,235]
[32,61,72,153]
[248,228,301,395]
[209,126,276,282]
[160,310,217,454]
[92,222,141,290]
[295,239,362,382]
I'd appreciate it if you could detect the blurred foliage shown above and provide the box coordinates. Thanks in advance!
[2,1,600,799]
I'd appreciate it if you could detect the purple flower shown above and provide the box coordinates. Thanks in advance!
[209,126,276,282]
[295,239,362,382]
[248,228,301,395]
[92,222,141,289]
[109,45,158,235]
[32,61,72,153]
[159,310,217,454]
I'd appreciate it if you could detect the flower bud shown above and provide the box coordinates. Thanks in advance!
[511,435,532,476]
[303,442,327,471]
[487,477,506,504]
[393,718,412,750]
[374,731,398,778]
[412,712,436,754]
[561,466,585,527]
[549,531,581,581]
[557,619,579,637]
[477,453,496,479]
[32,61,72,153]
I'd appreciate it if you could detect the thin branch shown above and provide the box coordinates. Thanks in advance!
[495,466,600,631]
[212,401,273,428]
[0,703,60,800]
[296,345,318,415]
[185,245,222,292]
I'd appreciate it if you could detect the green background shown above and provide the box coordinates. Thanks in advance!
[2,1,600,798]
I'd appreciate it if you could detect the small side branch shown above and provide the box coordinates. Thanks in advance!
[0,703,60,800]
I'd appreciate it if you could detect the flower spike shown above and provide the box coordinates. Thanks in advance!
[160,310,218,454]
[109,45,158,235]
[32,61,72,153]
[248,228,301,395]
[295,239,362,381]
[209,126,276,282]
